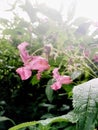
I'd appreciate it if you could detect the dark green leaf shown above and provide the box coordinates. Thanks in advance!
[9,111,77,130]
[45,79,54,102]
[40,111,77,125]
[63,125,76,130]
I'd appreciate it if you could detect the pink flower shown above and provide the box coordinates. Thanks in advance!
[25,56,50,79]
[17,42,31,64]
[16,42,50,80]
[59,76,73,84]
[52,68,60,79]
[51,68,72,91]
[16,67,32,80]
[51,82,61,90]
[26,56,50,71]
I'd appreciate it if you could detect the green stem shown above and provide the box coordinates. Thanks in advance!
[83,63,98,78]
[32,48,43,55]
[9,121,39,130]
[85,56,98,71]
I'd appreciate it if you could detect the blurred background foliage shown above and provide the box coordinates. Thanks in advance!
[0,0,98,129]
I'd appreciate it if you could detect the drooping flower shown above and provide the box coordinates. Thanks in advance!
[16,42,50,80]
[51,68,72,91]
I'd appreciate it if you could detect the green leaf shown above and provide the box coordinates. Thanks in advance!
[9,121,39,130]
[9,111,77,130]
[63,126,76,130]
[73,78,98,130]
[40,111,77,126]
[30,75,39,85]
[62,84,73,93]
[45,79,54,103]
[0,116,10,122]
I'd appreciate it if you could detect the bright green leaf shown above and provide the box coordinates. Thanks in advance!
[31,75,40,85]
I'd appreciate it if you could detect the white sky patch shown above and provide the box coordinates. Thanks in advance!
[75,0,98,20]
[0,0,98,21]
[0,0,11,20]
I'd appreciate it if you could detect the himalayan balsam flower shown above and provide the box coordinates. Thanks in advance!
[16,42,50,80]
[51,68,72,91]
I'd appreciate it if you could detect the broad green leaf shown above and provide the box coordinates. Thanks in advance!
[73,78,98,130]
[48,110,77,124]
[42,111,77,125]
[9,121,39,130]
[45,79,54,102]
[9,111,77,130]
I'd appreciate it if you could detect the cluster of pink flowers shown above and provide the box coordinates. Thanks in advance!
[16,42,72,90]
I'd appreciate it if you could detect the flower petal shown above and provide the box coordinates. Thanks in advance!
[26,56,50,71]
[52,68,60,79]
[36,71,42,80]
[59,76,72,84]
[16,67,32,80]
[51,82,61,91]
[18,42,31,64]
